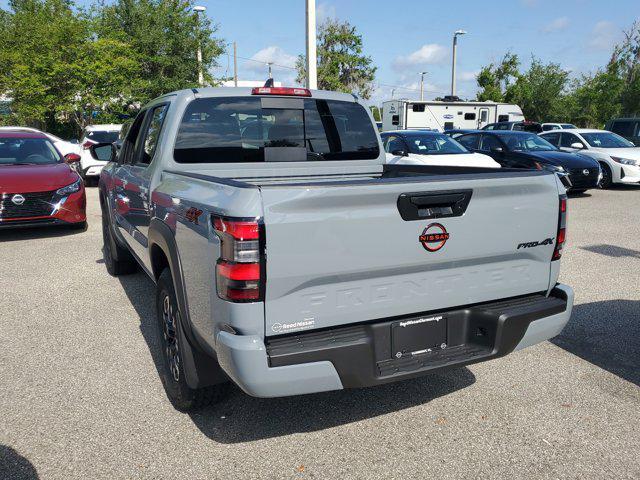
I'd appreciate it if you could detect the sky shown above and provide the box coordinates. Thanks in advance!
[2,0,638,105]
[201,0,637,104]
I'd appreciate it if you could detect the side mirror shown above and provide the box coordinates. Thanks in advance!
[391,149,408,157]
[570,142,584,149]
[64,153,81,164]
[491,146,504,153]
[90,142,118,163]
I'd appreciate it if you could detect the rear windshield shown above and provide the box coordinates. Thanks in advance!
[174,96,379,163]
[86,130,120,143]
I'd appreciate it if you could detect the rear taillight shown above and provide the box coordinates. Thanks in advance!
[213,216,264,302]
[552,195,567,261]
[251,87,312,97]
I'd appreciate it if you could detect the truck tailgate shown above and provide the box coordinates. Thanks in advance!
[260,173,559,336]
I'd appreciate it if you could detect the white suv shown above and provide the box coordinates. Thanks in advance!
[540,129,640,188]
[79,124,122,181]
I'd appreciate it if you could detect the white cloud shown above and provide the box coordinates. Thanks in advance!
[543,17,569,33]
[243,46,298,84]
[393,44,448,70]
[589,21,621,50]
[458,70,479,82]
[317,2,336,22]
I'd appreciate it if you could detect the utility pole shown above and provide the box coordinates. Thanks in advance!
[305,0,318,89]
[194,5,206,87]
[419,71,427,101]
[267,62,273,79]
[233,41,238,86]
[451,30,467,96]
[391,88,396,99]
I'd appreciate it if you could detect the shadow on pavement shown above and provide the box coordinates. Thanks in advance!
[581,244,640,259]
[552,299,639,386]
[116,270,476,443]
[0,224,84,243]
[0,445,38,480]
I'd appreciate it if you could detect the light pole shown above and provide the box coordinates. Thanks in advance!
[305,0,317,89]
[419,71,427,101]
[267,62,273,79]
[194,5,206,87]
[451,29,467,97]
[391,88,396,99]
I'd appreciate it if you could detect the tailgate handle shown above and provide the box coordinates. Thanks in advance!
[397,189,473,221]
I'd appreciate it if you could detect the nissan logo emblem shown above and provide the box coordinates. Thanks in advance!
[582,169,590,176]
[11,194,25,206]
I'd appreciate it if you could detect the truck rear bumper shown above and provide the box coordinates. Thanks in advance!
[216,284,573,398]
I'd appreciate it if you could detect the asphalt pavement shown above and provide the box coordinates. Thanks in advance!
[1,185,639,479]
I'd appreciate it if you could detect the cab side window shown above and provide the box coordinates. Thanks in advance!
[386,136,407,154]
[119,112,147,165]
[480,135,502,151]
[140,105,169,165]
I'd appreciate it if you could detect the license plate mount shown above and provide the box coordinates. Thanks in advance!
[391,314,448,358]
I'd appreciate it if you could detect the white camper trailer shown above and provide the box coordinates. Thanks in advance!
[381,99,525,132]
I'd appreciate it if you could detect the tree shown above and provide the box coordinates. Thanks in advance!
[562,67,624,127]
[476,52,519,102]
[369,105,381,121]
[93,0,226,101]
[296,19,376,99]
[505,57,570,121]
[610,21,640,115]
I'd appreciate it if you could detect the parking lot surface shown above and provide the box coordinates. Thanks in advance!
[1,186,639,479]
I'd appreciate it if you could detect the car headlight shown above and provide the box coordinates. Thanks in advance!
[542,164,566,173]
[56,178,82,195]
[610,156,638,166]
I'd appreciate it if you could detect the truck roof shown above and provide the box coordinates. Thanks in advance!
[158,87,359,104]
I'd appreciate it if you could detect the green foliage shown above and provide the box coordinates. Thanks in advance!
[296,19,376,99]
[505,57,570,122]
[369,105,381,121]
[476,52,519,102]
[0,0,225,136]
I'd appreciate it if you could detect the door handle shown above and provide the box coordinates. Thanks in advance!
[397,189,473,221]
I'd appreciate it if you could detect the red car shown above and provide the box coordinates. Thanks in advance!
[0,130,86,229]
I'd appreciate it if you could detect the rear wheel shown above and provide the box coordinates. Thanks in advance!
[599,163,613,189]
[101,199,136,276]
[570,189,587,195]
[156,269,222,411]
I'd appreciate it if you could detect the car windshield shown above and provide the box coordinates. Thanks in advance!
[581,132,634,148]
[497,133,556,152]
[0,137,62,165]
[174,96,379,163]
[405,133,469,155]
[87,130,120,143]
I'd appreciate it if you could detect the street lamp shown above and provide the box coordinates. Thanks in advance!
[305,0,318,89]
[194,5,206,87]
[419,71,427,101]
[451,29,467,97]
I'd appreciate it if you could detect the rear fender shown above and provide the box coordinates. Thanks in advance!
[148,218,227,388]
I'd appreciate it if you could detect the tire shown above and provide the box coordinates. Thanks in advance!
[599,163,613,189]
[156,269,222,411]
[570,189,587,195]
[101,200,137,276]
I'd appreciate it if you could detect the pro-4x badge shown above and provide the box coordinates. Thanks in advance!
[419,223,450,252]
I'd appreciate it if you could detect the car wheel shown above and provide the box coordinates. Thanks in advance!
[570,189,587,195]
[156,269,223,412]
[101,199,136,276]
[599,163,613,189]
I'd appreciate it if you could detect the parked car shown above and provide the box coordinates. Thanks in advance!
[0,130,86,229]
[482,121,543,133]
[78,124,122,181]
[456,130,600,193]
[96,86,573,411]
[604,117,640,145]
[541,123,578,131]
[540,129,640,188]
[381,130,500,168]
[0,126,79,156]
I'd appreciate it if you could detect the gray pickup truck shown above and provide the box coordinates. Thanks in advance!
[96,86,574,411]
